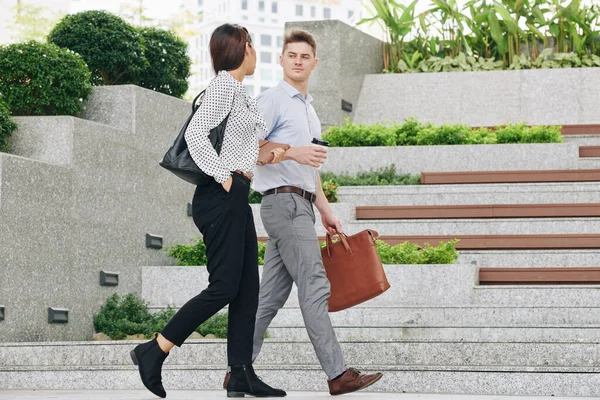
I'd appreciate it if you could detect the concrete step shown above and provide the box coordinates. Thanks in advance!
[337,182,600,206]
[579,158,600,170]
[3,339,600,368]
[459,249,600,267]
[143,266,600,309]
[564,134,600,146]
[267,326,600,341]
[347,217,600,236]
[3,363,600,395]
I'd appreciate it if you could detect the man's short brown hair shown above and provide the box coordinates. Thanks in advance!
[282,29,317,56]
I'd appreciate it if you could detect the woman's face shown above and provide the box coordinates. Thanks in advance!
[244,35,257,76]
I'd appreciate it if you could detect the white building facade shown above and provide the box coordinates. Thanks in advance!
[184,0,364,97]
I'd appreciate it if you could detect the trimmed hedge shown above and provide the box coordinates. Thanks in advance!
[171,237,458,266]
[323,119,564,147]
[168,239,267,266]
[48,10,147,86]
[94,293,228,339]
[0,100,18,152]
[0,41,92,116]
[131,27,190,98]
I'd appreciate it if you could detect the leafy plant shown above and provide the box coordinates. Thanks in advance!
[0,100,18,153]
[323,119,564,147]
[94,293,230,340]
[322,180,339,203]
[0,41,92,116]
[322,238,459,264]
[129,27,191,98]
[48,10,147,85]
[375,239,459,264]
[320,165,421,186]
[248,190,263,204]
[168,239,267,266]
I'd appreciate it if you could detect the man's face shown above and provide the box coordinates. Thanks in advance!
[280,41,318,82]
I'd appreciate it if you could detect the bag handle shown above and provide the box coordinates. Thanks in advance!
[325,233,352,258]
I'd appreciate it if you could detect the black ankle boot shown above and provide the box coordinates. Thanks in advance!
[130,338,168,398]
[227,364,286,398]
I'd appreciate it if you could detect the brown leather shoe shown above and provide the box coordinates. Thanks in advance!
[223,371,230,390]
[328,368,383,396]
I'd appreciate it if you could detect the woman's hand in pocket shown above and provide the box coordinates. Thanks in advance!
[222,175,233,192]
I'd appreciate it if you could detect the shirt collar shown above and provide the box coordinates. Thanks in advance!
[219,70,246,92]
[279,80,313,103]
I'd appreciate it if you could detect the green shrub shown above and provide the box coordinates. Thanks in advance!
[168,238,267,266]
[248,190,263,204]
[94,293,153,340]
[94,293,230,339]
[324,120,396,147]
[376,239,459,264]
[130,27,191,98]
[320,165,421,186]
[323,119,564,147]
[0,100,18,152]
[0,41,92,116]
[321,239,459,264]
[168,238,207,266]
[48,10,147,85]
[322,180,339,203]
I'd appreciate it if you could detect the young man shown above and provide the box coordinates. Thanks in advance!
[225,28,383,396]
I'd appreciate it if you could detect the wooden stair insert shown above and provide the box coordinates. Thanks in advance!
[356,204,600,220]
[480,267,600,285]
[421,169,600,185]
[258,234,600,249]
[579,146,600,158]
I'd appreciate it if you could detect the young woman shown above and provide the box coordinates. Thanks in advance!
[130,23,286,399]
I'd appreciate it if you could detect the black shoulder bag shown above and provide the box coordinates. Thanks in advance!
[159,90,230,186]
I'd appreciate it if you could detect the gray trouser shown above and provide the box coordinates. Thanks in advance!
[252,192,346,380]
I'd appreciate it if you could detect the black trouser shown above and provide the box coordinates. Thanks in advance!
[161,173,259,366]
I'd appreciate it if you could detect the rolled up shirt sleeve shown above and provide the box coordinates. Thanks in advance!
[184,73,234,184]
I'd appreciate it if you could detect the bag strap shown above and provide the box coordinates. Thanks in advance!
[325,233,352,258]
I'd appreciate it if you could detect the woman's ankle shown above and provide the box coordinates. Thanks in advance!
[156,334,174,354]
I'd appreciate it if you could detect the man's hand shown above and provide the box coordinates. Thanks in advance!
[284,145,327,168]
[321,212,342,236]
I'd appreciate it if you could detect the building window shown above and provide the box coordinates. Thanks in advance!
[197,0,203,6]
[260,34,272,46]
[324,8,331,19]
[246,85,254,96]
[277,36,283,47]
[258,17,265,22]
[296,4,303,16]
[276,69,283,81]
[259,1,264,12]
[241,15,248,20]
[261,52,272,63]
[311,6,316,18]
[348,10,355,19]
[260,86,270,93]
[272,1,278,13]
[261,68,273,80]
[241,0,247,10]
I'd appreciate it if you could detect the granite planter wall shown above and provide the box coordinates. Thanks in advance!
[320,142,579,175]
[0,86,198,342]
[354,68,600,127]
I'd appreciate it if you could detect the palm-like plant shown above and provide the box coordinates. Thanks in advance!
[359,0,418,72]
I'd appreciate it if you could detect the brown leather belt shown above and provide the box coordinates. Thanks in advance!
[263,186,316,203]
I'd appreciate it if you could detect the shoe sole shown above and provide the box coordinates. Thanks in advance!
[227,391,287,398]
[330,373,384,396]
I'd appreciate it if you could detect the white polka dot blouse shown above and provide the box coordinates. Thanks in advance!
[184,70,268,184]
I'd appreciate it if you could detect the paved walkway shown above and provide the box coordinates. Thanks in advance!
[2,392,599,400]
